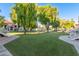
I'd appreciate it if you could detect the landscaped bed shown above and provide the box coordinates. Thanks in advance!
[4,32,78,56]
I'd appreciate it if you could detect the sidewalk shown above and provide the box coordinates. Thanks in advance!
[0,36,19,56]
[0,36,19,45]
[59,35,79,54]
[0,45,12,56]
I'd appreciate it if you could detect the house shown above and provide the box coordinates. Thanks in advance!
[3,20,17,31]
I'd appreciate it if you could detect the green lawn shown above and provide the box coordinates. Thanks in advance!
[4,32,78,56]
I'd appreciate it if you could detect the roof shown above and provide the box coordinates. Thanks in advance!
[4,20,13,24]
[75,24,79,26]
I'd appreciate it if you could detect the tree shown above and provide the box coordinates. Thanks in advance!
[10,8,17,24]
[11,3,37,34]
[59,19,75,32]
[51,18,60,31]
[37,12,50,32]
[0,16,4,27]
[14,3,28,34]
[26,3,37,31]
[37,5,58,32]
[13,4,23,28]
[63,20,75,30]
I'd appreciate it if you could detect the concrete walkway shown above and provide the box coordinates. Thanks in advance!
[59,35,79,54]
[0,36,19,45]
[0,45,12,56]
[0,36,19,56]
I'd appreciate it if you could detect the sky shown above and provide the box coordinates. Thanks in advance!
[0,3,79,23]
[0,3,14,19]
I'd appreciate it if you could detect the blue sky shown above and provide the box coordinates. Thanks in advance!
[0,3,14,19]
[0,3,79,23]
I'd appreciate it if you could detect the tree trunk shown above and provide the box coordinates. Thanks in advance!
[17,25,20,32]
[46,26,49,32]
[23,26,26,35]
[46,22,50,32]
[54,27,57,32]
[23,27,26,35]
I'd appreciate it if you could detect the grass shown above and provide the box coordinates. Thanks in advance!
[4,32,78,56]
[7,31,45,36]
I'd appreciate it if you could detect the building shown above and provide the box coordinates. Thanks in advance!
[3,20,17,31]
